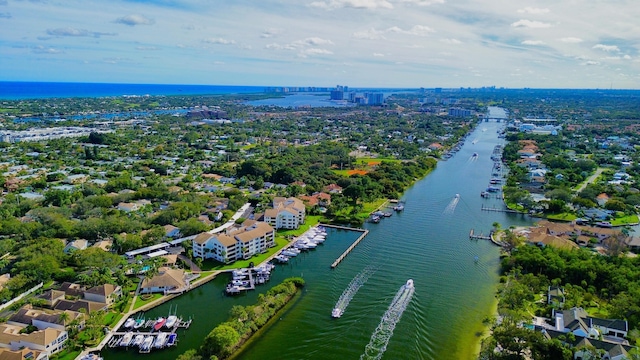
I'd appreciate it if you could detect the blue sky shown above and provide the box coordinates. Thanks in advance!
[1,0,638,88]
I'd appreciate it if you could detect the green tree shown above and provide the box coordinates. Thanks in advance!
[201,324,240,359]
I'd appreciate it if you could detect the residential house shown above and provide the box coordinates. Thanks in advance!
[139,267,191,295]
[552,307,628,339]
[0,324,67,357]
[163,224,181,238]
[547,286,565,307]
[427,143,443,151]
[324,184,343,194]
[91,240,112,252]
[596,193,610,207]
[117,202,140,212]
[64,174,88,185]
[83,284,122,305]
[8,305,83,331]
[264,197,305,229]
[537,327,634,360]
[63,240,88,254]
[35,290,65,308]
[0,347,48,360]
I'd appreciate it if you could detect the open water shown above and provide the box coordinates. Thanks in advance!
[102,107,534,360]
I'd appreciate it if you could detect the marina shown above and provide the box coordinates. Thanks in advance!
[329,226,369,268]
[103,108,536,360]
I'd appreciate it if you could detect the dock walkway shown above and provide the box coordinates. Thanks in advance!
[327,224,369,268]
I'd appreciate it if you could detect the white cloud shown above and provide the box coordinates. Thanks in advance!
[440,38,461,44]
[353,28,386,40]
[299,48,333,57]
[32,45,62,54]
[203,37,236,45]
[593,44,620,52]
[354,25,433,39]
[521,40,545,46]
[115,14,154,26]
[46,27,115,38]
[517,7,550,15]
[559,37,583,43]
[581,60,600,66]
[261,28,282,38]
[294,37,334,46]
[511,20,552,29]
[309,0,393,10]
[397,0,444,5]
[623,55,632,60]
[373,52,384,57]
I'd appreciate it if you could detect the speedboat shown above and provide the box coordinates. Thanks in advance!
[154,332,168,348]
[331,308,343,318]
[153,317,166,331]
[140,336,154,351]
[119,332,134,346]
[472,152,478,157]
[165,315,178,328]
[166,333,177,346]
[123,318,135,328]
[134,318,145,329]
[405,279,414,289]
[132,334,144,347]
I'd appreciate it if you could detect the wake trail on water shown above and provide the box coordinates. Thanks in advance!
[360,280,415,360]
[443,194,460,215]
[333,265,376,317]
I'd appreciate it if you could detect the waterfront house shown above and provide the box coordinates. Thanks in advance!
[83,284,122,305]
[0,323,68,357]
[8,305,84,331]
[264,197,305,229]
[0,347,48,359]
[139,267,190,295]
[552,307,628,339]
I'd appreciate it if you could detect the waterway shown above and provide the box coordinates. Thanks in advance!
[102,107,535,360]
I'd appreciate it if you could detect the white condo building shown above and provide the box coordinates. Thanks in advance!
[264,197,306,229]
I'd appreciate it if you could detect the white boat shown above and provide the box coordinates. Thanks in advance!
[140,336,154,351]
[80,354,103,360]
[281,250,298,257]
[165,315,178,328]
[132,334,144,347]
[274,255,289,263]
[331,308,343,318]
[134,318,145,329]
[405,279,414,289]
[123,318,135,328]
[119,332,134,347]
[154,332,168,348]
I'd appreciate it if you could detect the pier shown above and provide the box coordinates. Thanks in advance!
[481,205,526,214]
[328,224,369,268]
[469,229,492,241]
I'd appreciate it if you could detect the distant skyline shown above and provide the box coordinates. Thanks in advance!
[1,0,638,89]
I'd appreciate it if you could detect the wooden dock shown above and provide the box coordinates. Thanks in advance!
[481,205,524,214]
[329,226,369,269]
[469,229,492,240]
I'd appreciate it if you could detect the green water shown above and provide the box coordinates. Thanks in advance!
[102,108,533,360]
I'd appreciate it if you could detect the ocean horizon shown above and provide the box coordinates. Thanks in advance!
[0,81,269,100]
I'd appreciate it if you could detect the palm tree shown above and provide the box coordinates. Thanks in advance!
[58,311,70,327]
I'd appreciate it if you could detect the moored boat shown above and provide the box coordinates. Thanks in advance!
[153,317,166,331]
[123,318,135,328]
[165,315,178,328]
[154,332,168,348]
[132,334,144,347]
[140,336,154,352]
[166,333,177,346]
[134,318,145,329]
[119,332,134,347]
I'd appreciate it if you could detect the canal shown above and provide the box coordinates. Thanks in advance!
[102,107,535,360]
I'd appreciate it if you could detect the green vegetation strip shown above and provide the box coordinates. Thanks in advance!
[177,277,305,360]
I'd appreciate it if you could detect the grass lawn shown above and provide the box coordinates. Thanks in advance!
[133,293,163,310]
[354,157,400,165]
[546,213,578,221]
[51,349,81,360]
[102,311,124,327]
[361,198,388,215]
[611,213,639,226]
[332,169,351,176]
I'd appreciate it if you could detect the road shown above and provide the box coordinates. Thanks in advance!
[575,167,605,193]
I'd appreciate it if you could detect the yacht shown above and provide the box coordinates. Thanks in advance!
[165,315,178,328]
[152,317,166,331]
[132,334,144,347]
[134,318,145,329]
[123,318,135,328]
[140,336,154,352]
[154,332,168,348]
[119,332,134,347]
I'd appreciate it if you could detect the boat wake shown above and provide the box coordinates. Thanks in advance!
[332,266,376,318]
[360,279,415,360]
[443,194,460,215]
